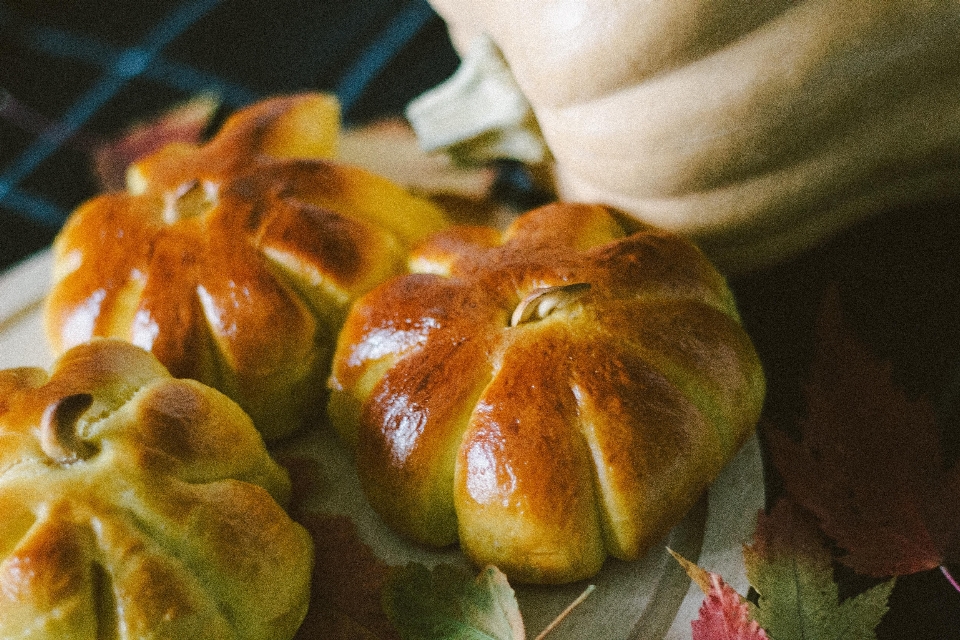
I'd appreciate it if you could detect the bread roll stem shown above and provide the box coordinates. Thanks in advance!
[40,392,96,464]
[510,282,591,327]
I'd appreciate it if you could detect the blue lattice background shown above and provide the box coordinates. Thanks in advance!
[0,0,458,270]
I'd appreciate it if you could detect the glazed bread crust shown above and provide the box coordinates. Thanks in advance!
[44,94,449,440]
[329,203,765,583]
[0,339,312,639]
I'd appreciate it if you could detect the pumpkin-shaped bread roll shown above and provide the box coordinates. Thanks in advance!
[44,93,450,440]
[329,203,765,583]
[0,339,312,639]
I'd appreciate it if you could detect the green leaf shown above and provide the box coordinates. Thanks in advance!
[833,582,897,640]
[744,499,894,640]
[383,563,525,640]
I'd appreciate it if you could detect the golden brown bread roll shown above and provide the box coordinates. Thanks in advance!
[0,338,312,638]
[44,93,450,440]
[328,202,765,584]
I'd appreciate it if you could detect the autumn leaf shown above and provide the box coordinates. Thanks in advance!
[744,498,894,640]
[670,547,718,596]
[383,563,525,640]
[267,450,399,639]
[294,513,399,640]
[691,574,769,640]
[671,549,769,640]
[92,93,219,191]
[274,453,322,522]
[766,287,960,577]
[671,499,893,640]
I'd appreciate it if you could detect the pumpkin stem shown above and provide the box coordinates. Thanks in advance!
[40,393,96,464]
[510,282,591,327]
[405,34,548,166]
[162,179,218,224]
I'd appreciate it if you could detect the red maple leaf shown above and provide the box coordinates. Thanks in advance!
[92,94,219,192]
[766,287,960,577]
[691,572,769,640]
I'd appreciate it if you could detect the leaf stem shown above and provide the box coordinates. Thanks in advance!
[534,584,596,640]
[940,565,960,594]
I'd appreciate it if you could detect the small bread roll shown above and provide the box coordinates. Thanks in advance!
[0,338,312,638]
[44,93,450,440]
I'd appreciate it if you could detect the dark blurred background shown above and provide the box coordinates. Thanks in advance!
[1,1,959,637]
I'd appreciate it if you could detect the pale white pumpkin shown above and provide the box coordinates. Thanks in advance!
[412,0,960,271]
